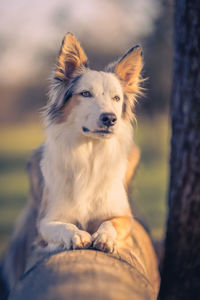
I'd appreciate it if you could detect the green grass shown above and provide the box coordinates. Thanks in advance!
[0,115,169,255]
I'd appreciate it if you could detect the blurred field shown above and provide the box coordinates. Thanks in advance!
[0,122,44,255]
[132,114,169,241]
[0,114,169,256]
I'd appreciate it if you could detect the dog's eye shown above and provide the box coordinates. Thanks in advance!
[113,95,120,102]
[80,91,92,98]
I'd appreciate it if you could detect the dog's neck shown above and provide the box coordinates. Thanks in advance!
[43,120,133,192]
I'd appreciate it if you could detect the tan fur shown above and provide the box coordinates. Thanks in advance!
[110,216,134,240]
[55,33,88,81]
[115,47,143,91]
[57,95,81,123]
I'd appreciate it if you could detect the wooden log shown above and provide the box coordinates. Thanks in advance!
[9,250,157,300]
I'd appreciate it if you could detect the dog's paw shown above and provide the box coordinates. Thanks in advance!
[46,230,92,251]
[92,232,116,253]
[41,230,92,252]
[71,230,92,250]
[39,221,93,251]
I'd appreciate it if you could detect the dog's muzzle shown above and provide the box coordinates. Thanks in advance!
[82,113,117,137]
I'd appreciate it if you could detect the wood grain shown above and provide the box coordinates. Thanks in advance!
[9,250,157,300]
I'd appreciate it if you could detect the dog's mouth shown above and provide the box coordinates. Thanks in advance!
[82,126,113,137]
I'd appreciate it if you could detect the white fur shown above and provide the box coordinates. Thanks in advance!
[92,221,117,253]
[39,70,134,251]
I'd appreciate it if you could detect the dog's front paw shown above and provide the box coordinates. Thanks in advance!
[72,230,92,250]
[40,229,92,252]
[92,232,116,253]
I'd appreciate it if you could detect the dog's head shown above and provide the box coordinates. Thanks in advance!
[46,33,143,139]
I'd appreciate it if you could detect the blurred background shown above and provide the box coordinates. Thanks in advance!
[0,0,173,255]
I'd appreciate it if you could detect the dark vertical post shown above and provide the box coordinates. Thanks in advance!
[159,0,200,299]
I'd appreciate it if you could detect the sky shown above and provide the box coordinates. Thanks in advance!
[0,0,161,84]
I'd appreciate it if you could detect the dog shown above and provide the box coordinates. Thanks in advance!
[2,33,149,290]
[38,32,143,253]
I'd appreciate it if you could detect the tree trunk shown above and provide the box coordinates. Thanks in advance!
[159,0,200,299]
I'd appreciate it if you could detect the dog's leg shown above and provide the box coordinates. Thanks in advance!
[39,220,92,250]
[92,216,133,253]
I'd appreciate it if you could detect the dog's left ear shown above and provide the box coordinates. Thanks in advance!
[110,45,143,94]
[55,33,88,81]
[106,45,143,120]
[116,45,142,87]
[106,45,143,94]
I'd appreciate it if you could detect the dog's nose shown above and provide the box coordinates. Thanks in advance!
[100,113,117,127]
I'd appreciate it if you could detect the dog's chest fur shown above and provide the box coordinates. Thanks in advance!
[41,123,133,231]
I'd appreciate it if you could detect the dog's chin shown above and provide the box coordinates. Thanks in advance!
[82,127,114,139]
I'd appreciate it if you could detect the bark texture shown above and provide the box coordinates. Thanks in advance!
[9,250,156,300]
[159,0,200,299]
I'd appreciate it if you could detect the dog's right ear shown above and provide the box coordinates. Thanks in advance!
[55,33,88,81]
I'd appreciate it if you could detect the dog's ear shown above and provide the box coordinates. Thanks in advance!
[113,45,143,94]
[106,45,143,120]
[55,33,88,81]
